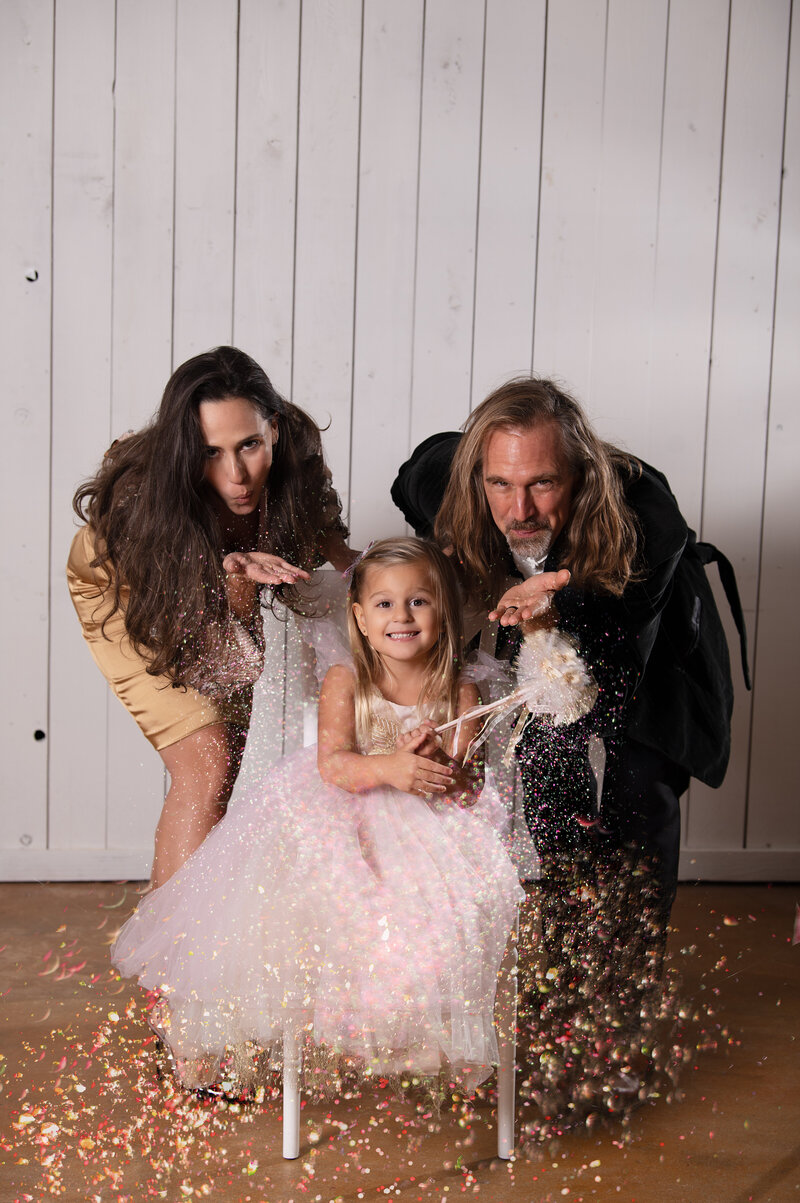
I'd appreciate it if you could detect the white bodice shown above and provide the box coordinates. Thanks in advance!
[358,693,426,756]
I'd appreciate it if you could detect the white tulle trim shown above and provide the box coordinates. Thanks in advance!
[145,990,501,1079]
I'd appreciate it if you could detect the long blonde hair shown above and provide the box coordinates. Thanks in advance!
[435,377,641,606]
[346,538,463,750]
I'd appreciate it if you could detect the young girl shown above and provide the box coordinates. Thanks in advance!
[112,538,524,1091]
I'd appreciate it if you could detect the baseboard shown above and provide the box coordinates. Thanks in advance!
[678,848,800,882]
[1,846,798,884]
[0,848,151,882]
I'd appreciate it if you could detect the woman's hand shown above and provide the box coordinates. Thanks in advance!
[223,551,311,587]
[488,568,571,627]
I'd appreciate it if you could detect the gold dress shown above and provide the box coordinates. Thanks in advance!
[66,525,254,750]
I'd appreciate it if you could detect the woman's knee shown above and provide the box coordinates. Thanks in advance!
[160,724,243,804]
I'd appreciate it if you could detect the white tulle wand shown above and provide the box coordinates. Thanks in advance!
[436,628,599,761]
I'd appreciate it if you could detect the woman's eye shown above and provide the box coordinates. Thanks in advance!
[242,438,262,450]
[204,447,219,459]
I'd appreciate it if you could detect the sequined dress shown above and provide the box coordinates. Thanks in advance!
[112,688,524,1087]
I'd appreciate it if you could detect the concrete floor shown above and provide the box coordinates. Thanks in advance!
[0,881,798,1202]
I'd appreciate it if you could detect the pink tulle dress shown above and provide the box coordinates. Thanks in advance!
[112,685,524,1089]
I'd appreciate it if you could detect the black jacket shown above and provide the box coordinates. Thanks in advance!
[392,432,746,788]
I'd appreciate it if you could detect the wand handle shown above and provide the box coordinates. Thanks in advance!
[434,686,528,734]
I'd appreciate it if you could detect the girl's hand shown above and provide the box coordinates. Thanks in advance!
[316,666,454,797]
[223,551,311,586]
[382,748,455,797]
[488,568,571,626]
[395,721,441,758]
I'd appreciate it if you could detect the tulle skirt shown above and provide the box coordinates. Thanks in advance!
[112,747,524,1087]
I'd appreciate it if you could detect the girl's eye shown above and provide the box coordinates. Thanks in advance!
[410,597,429,607]
[376,600,392,609]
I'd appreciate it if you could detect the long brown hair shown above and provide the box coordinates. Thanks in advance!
[346,538,463,751]
[73,346,346,683]
[435,377,640,605]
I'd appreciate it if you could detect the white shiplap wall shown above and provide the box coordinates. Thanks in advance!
[1,0,797,882]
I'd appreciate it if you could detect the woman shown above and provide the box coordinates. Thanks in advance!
[68,346,352,887]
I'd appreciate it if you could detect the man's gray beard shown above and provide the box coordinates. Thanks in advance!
[506,529,553,562]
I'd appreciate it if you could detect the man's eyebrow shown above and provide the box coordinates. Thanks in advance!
[483,471,557,483]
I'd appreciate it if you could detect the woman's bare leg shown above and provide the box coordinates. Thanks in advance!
[151,722,247,888]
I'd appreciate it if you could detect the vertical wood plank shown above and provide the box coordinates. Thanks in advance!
[112,0,176,434]
[49,0,116,850]
[409,0,486,444]
[0,0,53,851]
[105,0,180,855]
[645,0,729,529]
[172,0,239,363]
[687,0,790,851]
[586,0,669,446]
[532,0,607,398]
[471,0,545,407]
[291,0,363,516]
[746,7,800,849]
[349,0,424,545]
[702,0,790,609]
[233,0,301,394]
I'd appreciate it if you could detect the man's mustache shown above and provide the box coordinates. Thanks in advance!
[506,522,548,534]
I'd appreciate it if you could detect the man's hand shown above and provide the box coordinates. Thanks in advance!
[489,568,571,627]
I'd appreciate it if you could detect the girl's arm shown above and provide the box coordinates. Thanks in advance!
[317,665,455,796]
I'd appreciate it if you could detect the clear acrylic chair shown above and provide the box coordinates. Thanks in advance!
[281,916,519,1160]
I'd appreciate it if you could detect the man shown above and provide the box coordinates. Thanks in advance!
[392,378,747,1123]
[392,376,744,911]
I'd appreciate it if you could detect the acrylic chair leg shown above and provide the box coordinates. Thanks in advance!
[496,909,518,1159]
[282,1024,302,1160]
